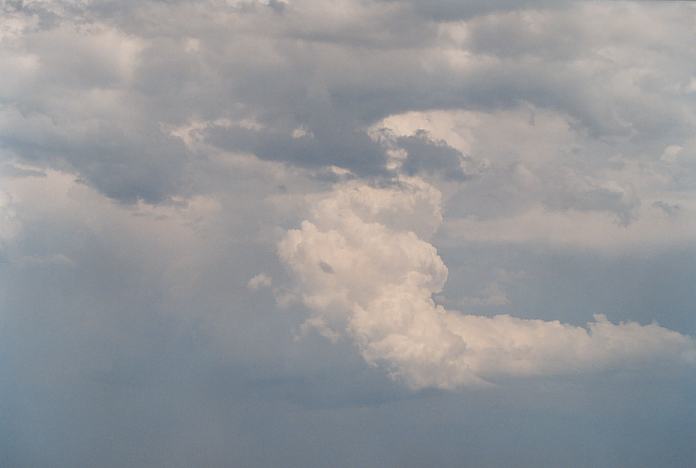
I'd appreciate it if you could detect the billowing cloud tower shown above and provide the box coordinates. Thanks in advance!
[280,177,696,389]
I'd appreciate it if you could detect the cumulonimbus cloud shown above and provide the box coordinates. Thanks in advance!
[278,177,696,389]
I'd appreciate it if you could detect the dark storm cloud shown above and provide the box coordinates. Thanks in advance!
[203,121,389,176]
[0,121,190,203]
[4,0,695,203]
[396,130,469,180]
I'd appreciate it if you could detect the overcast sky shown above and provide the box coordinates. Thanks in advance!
[2,1,696,467]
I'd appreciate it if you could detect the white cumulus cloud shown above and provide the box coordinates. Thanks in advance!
[247,273,273,290]
[279,177,696,389]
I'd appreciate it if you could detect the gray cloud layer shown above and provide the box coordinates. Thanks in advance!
[4,1,696,203]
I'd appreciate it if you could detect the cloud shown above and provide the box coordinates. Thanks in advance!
[279,177,696,389]
[247,272,273,290]
[4,0,696,206]
[0,189,20,246]
[390,129,471,180]
[2,1,696,465]
[661,144,683,163]
[438,202,696,252]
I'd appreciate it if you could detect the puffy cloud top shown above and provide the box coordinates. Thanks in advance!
[279,177,696,389]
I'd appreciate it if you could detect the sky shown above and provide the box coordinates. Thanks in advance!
[1,0,696,466]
